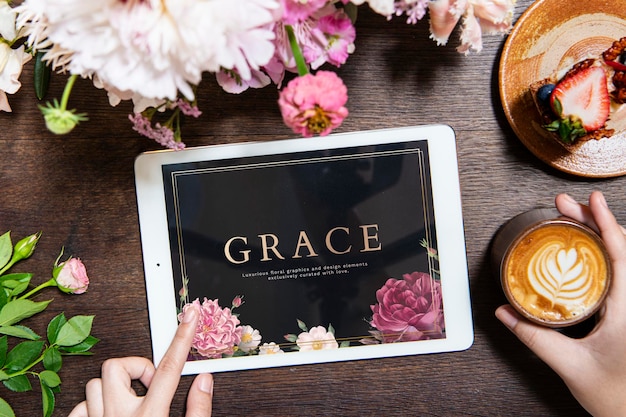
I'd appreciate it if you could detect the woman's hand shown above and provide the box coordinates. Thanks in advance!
[68,305,213,417]
[496,191,626,417]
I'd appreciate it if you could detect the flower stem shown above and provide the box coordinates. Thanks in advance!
[19,278,57,300]
[60,74,79,111]
[285,25,309,76]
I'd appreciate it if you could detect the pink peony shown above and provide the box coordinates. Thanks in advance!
[278,70,348,137]
[370,272,444,342]
[54,258,89,294]
[178,298,242,359]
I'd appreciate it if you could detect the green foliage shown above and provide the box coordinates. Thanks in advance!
[0,232,97,417]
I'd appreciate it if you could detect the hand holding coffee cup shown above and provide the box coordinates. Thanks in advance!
[492,209,611,327]
[495,192,626,417]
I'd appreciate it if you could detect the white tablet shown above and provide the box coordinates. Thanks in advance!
[134,125,473,374]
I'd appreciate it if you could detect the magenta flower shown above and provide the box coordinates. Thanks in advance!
[178,298,242,359]
[54,258,89,294]
[370,272,444,342]
[278,70,348,137]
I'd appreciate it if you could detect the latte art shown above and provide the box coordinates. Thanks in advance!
[528,245,592,310]
[502,221,610,326]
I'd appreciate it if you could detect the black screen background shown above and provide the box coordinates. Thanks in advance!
[163,140,443,346]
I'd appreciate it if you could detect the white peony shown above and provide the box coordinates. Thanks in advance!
[16,0,281,102]
[0,44,32,112]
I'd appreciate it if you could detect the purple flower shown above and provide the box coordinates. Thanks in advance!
[370,272,444,342]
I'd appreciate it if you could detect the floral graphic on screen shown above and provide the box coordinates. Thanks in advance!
[178,297,244,359]
[178,245,444,359]
[284,319,346,351]
[366,271,445,343]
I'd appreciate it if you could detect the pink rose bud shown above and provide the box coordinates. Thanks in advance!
[232,295,244,308]
[54,258,89,294]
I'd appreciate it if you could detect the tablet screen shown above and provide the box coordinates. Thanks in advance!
[135,125,472,373]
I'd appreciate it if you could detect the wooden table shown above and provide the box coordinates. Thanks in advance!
[2,1,622,415]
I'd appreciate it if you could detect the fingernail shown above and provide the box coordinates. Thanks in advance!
[562,193,577,204]
[495,306,519,330]
[183,305,198,323]
[198,374,214,394]
[597,192,609,209]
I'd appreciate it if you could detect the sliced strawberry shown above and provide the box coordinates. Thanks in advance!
[605,59,626,72]
[546,66,610,143]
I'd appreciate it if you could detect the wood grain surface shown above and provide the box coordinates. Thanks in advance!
[2,1,623,415]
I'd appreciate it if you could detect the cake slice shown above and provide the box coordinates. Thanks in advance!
[530,37,626,148]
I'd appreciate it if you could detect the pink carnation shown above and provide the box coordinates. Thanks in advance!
[178,298,243,359]
[370,272,444,342]
[278,70,348,137]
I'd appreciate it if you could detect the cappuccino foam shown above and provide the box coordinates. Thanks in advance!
[503,222,609,325]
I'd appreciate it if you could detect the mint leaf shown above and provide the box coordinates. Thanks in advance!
[3,375,32,392]
[0,299,51,327]
[55,316,94,347]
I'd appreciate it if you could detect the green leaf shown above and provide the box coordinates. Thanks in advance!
[0,291,7,311]
[0,325,41,340]
[40,379,55,417]
[296,319,308,332]
[328,323,335,336]
[58,335,98,355]
[0,371,8,382]
[0,273,31,285]
[3,375,32,392]
[0,299,51,327]
[46,313,67,345]
[39,370,60,388]
[34,51,52,101]
[7,282,29,298]
[55,316,94,347]
[340,341,351,348]
[0,396,16,417]
[0,336,6,368]
[43,347,62,372]
[0,233,11,272]
[5,340,45,372]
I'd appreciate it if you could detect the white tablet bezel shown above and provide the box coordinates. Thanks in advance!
[134,124,473,374]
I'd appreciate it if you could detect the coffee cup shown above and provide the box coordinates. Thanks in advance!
[491,208,611,328]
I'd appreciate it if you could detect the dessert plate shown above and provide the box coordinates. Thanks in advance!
[499,0,626,177]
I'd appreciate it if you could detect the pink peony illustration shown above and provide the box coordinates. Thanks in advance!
[370,272,444,342]
[54,258,89,294]
[178,298,243,359]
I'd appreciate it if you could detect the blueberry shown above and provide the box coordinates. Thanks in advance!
[537,83,555,105]
[619,52,626,65]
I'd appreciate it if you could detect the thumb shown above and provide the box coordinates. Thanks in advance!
[186,373,214,417]
[495,305,584,377]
